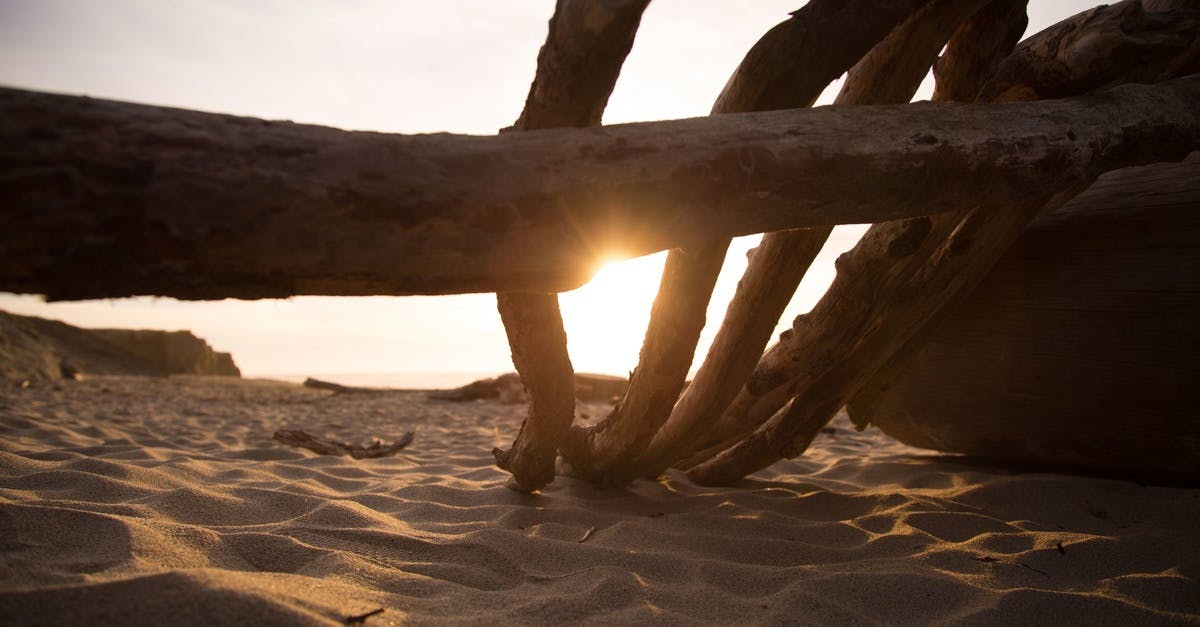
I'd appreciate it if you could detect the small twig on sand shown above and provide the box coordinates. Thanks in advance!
[273,429,414,459]
[577,525,597,543]
[344,607,385,624]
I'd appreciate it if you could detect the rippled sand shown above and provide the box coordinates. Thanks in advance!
[1,376,1197,625]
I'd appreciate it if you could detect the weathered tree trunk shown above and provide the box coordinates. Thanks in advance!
[635,0,1001,480]
[559,0,936,484]
[3,78,1200,302]
[491,0,649,491]
[848,154,1200,481]
[687,0,1200,485]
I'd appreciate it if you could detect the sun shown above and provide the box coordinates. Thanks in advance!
[558,252,668,376]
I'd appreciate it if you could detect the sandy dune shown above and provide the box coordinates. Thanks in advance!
[1,376,1197,625]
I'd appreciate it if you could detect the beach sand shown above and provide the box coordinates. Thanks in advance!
[1,375,1197,625]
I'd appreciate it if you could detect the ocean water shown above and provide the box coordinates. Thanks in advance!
[251,372,499,390]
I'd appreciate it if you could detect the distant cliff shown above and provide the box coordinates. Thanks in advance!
[0,310,240,384]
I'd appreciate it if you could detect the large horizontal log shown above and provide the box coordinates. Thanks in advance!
[2,78,1200,300]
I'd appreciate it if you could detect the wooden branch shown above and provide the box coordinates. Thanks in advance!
[979,0,1200,103]
[559,0,938,484]
[687,2,1200,485]
[850,0,1032,431]
[713,0,936,114]
[492,293,576,491]
[3,78,1200,301]
[491,0,649,492]
[932,0,1029,102]
[561,239,728,484]
[273,429,414,459]
[511,0,650,130]
[687,188,1084,485]
[836,0,992,103]
[635,0,994,480]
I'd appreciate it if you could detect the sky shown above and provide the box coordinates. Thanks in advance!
[0,0,1101,383]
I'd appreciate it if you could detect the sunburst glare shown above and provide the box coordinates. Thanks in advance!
[558,252,667,376]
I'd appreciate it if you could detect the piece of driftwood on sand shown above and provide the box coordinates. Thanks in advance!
[491,0,649,491]
[272,429,414,459]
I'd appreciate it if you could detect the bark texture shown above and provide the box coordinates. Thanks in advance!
[3,79,1200,301]
[492,0,649,491]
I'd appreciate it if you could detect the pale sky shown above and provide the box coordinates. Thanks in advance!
[0,1,1101,382]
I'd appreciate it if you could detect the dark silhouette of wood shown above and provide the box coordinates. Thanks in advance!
[932,0,1029,102]
[687,1,1200,485]
[636,0,1004,480]
[510,0,650,131]
[491,0,649,492]
[713,0,936,115]
[848,155,1200,481]
[5,79,1199,301]
[979,0,1200,103]
[562,0,988,485]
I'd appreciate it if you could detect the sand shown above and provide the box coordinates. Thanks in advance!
[1,375,1197,625]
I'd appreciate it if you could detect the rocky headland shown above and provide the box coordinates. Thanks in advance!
[0,310,239,384]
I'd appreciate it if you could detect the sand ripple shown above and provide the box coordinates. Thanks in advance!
[1,376,1197,625]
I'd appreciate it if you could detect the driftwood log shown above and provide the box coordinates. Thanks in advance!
[634,0,1010,484]
[490,0,649,491]
[272,429,414,459]
[560,0,938,484]
[848,154,1200,481]
[672,1,1032,477]
[686,0,1200,485]
[5,77,1200,300]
